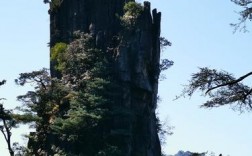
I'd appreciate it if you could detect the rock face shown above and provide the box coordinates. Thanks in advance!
[49,0,162,155]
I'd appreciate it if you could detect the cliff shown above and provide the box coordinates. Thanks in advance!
[30,0,163,155]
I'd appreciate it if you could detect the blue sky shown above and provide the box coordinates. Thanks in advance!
[0,0,252,155]
[153,0,252,155]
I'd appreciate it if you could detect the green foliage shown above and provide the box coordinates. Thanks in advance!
[160,59,174,71]
[123,1,143,18]
[230,0,252,32]
[12,142,30,156]
[121,1,143,28]
[51,42,67,72]
[15,32,119,155]
[43,0,64,11]
[49,32,117,155]
[51,0,63,7]
[15,68,50,87]
[62,32,105,79]
[11,113,39,124]
[160,37,172,51]
[159,37,174,81]
[51,43,67,60]
[15,69,72,155]
[179,67,252,112]
[0,80,41,156]
[96,145,122,156]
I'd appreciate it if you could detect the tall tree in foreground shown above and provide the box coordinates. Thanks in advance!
[21,0,168,155]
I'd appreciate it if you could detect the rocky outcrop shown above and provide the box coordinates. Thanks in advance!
[50,0,129,45]
[49,0,162,155]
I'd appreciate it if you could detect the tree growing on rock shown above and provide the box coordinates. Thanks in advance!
[17,0,171,155]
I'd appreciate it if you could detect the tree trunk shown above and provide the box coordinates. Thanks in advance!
[49,0,162,155]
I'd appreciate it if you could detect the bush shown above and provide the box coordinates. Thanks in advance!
[121,2,143,27]
[123,1,143,18]
[51,42,67,72]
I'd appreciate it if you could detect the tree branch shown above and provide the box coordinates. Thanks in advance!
[0,127,8,143]
[206,72,252,94]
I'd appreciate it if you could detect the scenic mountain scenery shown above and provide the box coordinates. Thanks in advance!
[0,0,252,155]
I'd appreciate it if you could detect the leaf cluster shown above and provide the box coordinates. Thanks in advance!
[15,32,120,155]
[160,37,172,51]
[160,59,174,71]
[51,43,68,72]
[180,67,252,112]
[50,33,117,155]
[43,0,64,11]
[123,1,143,18]
[14,69,72,155]
[121,2,144,28]
[231,0,252,32]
